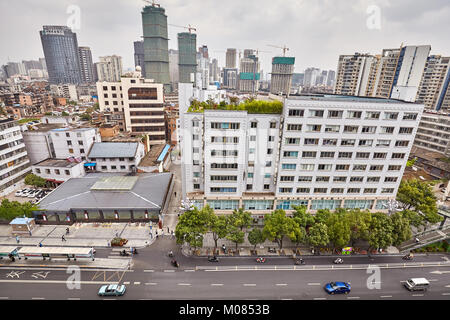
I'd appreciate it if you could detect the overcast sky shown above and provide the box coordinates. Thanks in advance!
[1,0,449,75]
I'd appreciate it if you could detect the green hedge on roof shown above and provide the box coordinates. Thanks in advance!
[187,99,283,114]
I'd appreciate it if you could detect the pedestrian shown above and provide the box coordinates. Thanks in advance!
[29,230,32,236]
[167,227,169,233]
[39,242,42,247]
[62,235,66,242]
[171,230,174,239]
[174,192,177,197]
[156,231,158,239]
[150,233,153,239]
[15,235,20,244]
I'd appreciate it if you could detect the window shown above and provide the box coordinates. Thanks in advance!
[314,188,327,194]
[68,148,73,154]
[323,139,337,146]
[267,148,273,155]
[249,148,255,154]
[193,134,199,140]
[391,153,405,159]
[369,165,383,171]
[365,111,380,119]
[104,93,108,98]
[193,160,199,165]
[353,164,367,171]
[111,166,117,170]
[316,176,330,182]
[35,168,41,174]
[67,140,72,146]
[286,138,300,145]
[356,152,370,159]
[248,161,254,167]
[300,164,315,171]
[287,124,302,131]
[120,166,126,170]
[333,176,347,182]
[193,184,200,189]
[264,173,271,178]
[54,169,60,175]
[347,188,360,194]
[328,110,343,118]
[384,112,398,120]
[280,176,295,182]
[395,140,409,147]
[362,126,376,134]
[103,86,107,90]
[376,140,390,147]
[380,127,395,134]
[192,120,199,127]
[246,184,253,191]
[282,164,296,170]
[343,125,358,133]
[288,109,304,117]
[302,151,317,158]
[373,152,387,159]
[119,158,124,161]
[250,136,256,141]
[309,110,324,117]
[338,152,352,159]
[268,136,275,142]
[296,188,310,193]
[283,151,298,158]
[324,125,340,133]
[347,111,362,119]
[266,161,272,167]
[318,164,332,171]
[211,176,238,181]
[350,176,364,182]
[388,165,402,171]
[45,169,50,174]
[211,150,238,157]
[279,188,293,193]
[251,122,257,128]
[193,147,199,153]
[331,188,344,194]
[367,177,380,183]
[335,164,350,171]
[65,170,70,175]
[320,151,335,158]
[403,113,418,120]
[384,177,398,183]
[270,122,277,128]
[264,184,270,190]
[193,172,200,177]
[306,124,321,132]
[381,188,394,194]
[210,187,236,193]
[359,139,373,147]
[101,166,107,170]
[364,188,377,194]
[298,176,313,182]
[211,122,240,129]
[211,163,238,169]
[399,127,413,134]
[304,138,319,145]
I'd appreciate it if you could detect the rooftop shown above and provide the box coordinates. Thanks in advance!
[88,142,138,158]
[138,144,170,167]
[36,172,172,211]
[287,93,415,104]
[22,123,65,132]
[187,99,283,114]
[34,158,82,168]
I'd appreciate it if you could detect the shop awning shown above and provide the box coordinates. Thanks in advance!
[84,162,96,167]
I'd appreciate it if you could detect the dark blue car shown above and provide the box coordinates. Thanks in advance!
[324,282,351,295]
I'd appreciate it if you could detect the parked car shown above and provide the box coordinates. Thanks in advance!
[27,190,39,198]
[98,284,126,296]
[21,189,34,197]
[17,188,30,197]
[15,190,24,197]
[35,190,46,198]
[324,282,351,295]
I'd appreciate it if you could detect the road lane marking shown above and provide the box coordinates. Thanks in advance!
[380,295,392,298]
[177,283,191,286]
[143,270,154,273]
[211,283,224,286]
[184,270,195,272]
[313,298,326,300]
[145,283,157,285]
[0,280,117,285]
[281,298,292,300]
[164,270,175,273]
[67,298,81,300]
[412,294,424,297]
[123,282,130,285]
[347,296,360,299]
[441,293,450,296]
[134,282,141,285]
[308,283,321,286]
[276,283,288,286]
[243,284,256,286]
[0,297,9,300]
[32,297,45,300]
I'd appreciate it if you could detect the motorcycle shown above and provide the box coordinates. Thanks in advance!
[119,250,130,257]
[294,258,305,265]
[171,259,179,267]
[333,258,344,264]
[208,256,219,262]
[168,251,174,257]
[402,254,413,260]
[268,247,277,253]
[256,257,266,263]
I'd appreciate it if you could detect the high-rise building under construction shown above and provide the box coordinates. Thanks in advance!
[270,56,295,95]
[141,4,171,92]
[178,32,197,83]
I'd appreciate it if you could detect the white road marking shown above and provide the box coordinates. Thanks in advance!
[31,297,45,300]
[308,283,321,286]
[276,283,288,286]
[123,282,130,285]
[184,269,195,272]
[139,298,152,300]
[145,283,157,286]
[134,282,141,285]
[177,283,191,286]
[380,295,392,298]
[347,296,360,299]
[412,294,424,297]
[143,270,154,273]
[441,293,450,296]
[281,298,292,300]
[67,298,81,300]
[211,283,224,286]
[313,298,326,300]
[164,270,175,273]
[0,297,9,300]
[243,284,256,286]
[0,280,117,285]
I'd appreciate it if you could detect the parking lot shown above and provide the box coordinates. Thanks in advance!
[0,186,53,204]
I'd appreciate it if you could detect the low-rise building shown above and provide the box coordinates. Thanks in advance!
[86,142,145,173]
[32,158,86,187]
[137,144,171,173]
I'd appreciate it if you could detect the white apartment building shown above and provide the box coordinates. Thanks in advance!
[414,110,450,156]
[50,127,100,160]
[0,118,31,196]
[86,142,145,173]
[32,158,85,184]
[96,68,166,146]
[181,95,423,218]
[96,55,123,82]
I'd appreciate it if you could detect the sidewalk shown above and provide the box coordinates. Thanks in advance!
[0,257,131,270]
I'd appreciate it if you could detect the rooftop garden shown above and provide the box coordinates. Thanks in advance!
[187,98,283,114]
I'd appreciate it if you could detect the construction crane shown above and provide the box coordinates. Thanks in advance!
[168,24,197,33]
[143,0,160,7]
[267,44,289,56]
[254,49,271,56]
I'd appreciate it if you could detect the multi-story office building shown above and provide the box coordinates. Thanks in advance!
[270,57,295,96]
[0,118,31,196]
[223,68,238,89]
[414,110,450,157]
[334,54,378,96]
[181,95,423,218]
[39,26,82,84]
[96,69,166,146]
[303,67,321,88]
[239,54,260,93]
[95,55,123,82]
[78,47,95,84]
[178,33,197,83]
[141,4,171,92]
[226,49,237,68]
[134,40,146,76]
[416,55,450,111]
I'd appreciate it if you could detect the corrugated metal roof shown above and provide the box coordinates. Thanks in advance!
[88,142,138,158]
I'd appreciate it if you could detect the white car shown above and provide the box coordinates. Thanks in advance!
[15,190,24,197]
[27,190,39,198]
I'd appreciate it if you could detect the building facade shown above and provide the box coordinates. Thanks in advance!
[0,118,31,196]
[87,142,145,173]
[180,95,423,217]
[239,54,260,93]
[413,111,450,157]
[78,46,95,84]
[178,33,197,83]
[226,49,237,69]
[39,26,82,84]
[96,55,123,82]
[334,54,378,96]
[270,57,295,96]
[133,40,146,76]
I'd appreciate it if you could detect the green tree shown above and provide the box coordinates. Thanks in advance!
[289,218,306,253]
[247,228,266,250]
[175,206,209,250]
[401,209,425,228]
[346,209,372,246]
[61,111,69,116]
[368,212,394,251]
[0,199,38,221]
[262,209,296,249]
[326,212,351,250]
[206,212,228,253]
[308,222,330,252]
[229,208,252,231]
[80,113,92,121]
[24,173,47,188]
[292,205,315,229]
[390,211,412,246]
[314,209,332,224]
[226,222,245,251]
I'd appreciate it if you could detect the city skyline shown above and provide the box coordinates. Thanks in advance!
[1,0,449,75]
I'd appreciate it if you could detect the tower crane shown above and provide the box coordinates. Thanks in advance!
[168,24,197,33]
[267,44,290,56]
[143,0,160,7]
